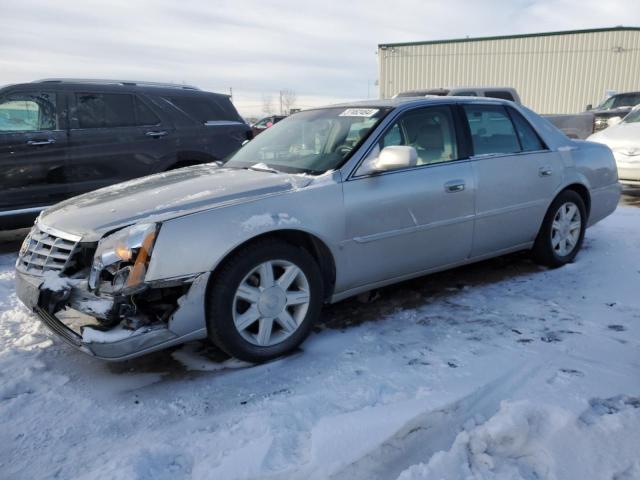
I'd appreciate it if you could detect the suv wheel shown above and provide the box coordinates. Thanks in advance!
[532,190,586,268]
[206,239,323,363]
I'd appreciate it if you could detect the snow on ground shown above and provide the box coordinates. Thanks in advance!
[1,206,639,480]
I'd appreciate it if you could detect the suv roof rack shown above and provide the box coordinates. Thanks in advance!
[33,78,200,90]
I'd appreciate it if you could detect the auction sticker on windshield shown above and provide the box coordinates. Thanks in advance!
[339,108,379,117]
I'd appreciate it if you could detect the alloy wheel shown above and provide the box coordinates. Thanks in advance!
[232,260,310,346]
[551,202,582,257]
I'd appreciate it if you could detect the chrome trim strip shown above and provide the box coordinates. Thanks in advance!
[0,206,50,217]
[36,222,82,242]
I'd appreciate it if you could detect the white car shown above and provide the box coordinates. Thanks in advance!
[588,106,640,188]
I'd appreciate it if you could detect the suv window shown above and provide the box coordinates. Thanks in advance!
[452,91,478,97]
[374,106,458,167]
[165,95,237,122]
[484,91,515,102]
[0,92,57,132]
[508,108,545,152]
[463,104,520,155]
[135,96,160,126]
[76,93,136,128]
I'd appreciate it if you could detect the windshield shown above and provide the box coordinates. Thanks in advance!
[623,107,640,124]
[226,107,390,174]
[597,93,640,110]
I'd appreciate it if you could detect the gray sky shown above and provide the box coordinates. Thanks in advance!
[1,0,639,116]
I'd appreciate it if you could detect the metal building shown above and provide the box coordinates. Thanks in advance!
[378,27,640,114]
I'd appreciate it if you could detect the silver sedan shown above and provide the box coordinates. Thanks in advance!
[15,97,621,362]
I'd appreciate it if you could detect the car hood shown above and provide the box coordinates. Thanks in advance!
[39,164,313,241]
[591,107,633,117]
[588,122,640,150]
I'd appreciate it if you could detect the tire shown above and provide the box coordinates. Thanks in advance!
[206,238,323,363]
[532,190,587,268]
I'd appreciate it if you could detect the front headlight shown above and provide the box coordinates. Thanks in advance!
[89,223,159,294]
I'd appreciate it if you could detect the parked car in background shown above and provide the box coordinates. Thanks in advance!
[395,86,594,139]
[588,105,640,188]
[15,97,620,362]
[251,114,286,136]
[586,91,640,132]
[0,79,251,229]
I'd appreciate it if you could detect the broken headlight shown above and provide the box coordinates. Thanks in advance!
[89,223,159,294]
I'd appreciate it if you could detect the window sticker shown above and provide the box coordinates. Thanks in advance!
[339,108,379,117]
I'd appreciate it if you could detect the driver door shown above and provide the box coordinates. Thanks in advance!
[0,90,69,213]
[340,106,476,291]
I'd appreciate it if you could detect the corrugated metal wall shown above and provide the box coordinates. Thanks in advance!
[378,29,640,114]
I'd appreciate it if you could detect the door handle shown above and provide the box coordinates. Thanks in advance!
[145,130,168,138]
[26,139,56,146]
[444,181,465,193]
[539,167,553,177]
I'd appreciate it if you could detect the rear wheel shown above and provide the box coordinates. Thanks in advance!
[206,239,323,362]
[532,190,586,268]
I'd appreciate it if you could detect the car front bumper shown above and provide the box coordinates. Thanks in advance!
[15,269,210,361]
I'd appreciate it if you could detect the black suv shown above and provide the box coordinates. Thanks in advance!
[0,79,252,229]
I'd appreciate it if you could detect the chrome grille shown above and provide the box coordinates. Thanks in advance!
[17,224,81,275]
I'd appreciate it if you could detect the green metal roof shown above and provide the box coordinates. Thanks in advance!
[378,26,640,48]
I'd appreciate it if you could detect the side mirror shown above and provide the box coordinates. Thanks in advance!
[585,104,592,111]
[360,146,417,175]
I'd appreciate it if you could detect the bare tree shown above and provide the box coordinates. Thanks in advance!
[280,89,297,115]
[262,94,274,115]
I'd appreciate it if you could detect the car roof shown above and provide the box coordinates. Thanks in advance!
[323,96,512,110]
[1,79,231,98]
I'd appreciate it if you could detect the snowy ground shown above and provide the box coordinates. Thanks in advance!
[1,201,639,480]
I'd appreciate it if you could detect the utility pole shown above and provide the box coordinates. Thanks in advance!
[279,90,283,115]
[229,87,233,101]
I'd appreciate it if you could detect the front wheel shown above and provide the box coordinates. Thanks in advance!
[206,238,323,363]
[532,190,587,268]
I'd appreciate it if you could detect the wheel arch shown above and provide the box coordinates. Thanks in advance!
[560,183,591,219]
[208,229,337,302]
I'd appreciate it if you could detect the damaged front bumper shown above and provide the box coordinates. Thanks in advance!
[15,270,210,361]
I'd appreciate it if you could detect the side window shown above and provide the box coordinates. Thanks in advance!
[135,96,160,126]
[165,95,237,122]
[484,91,515,102]
[0,92,57,132]
[76,93,135,128]
[463,105,520,155]
[367,106,458,168]
[452,91,478,97]
[508,108,546,152]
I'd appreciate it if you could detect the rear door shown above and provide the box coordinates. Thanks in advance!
[463,103,563,257]
[66,91,176,196]
[160,94,248,162]
[0,90,69,213]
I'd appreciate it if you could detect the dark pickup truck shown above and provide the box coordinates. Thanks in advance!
[0,79,252,229]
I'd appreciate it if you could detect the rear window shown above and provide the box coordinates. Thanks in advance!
[484,91,515,102]
[164,95,239,123]
[508,108,546,152]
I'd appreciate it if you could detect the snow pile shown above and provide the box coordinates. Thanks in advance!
[240,212,300,231]
[81,325,141,344]
[41,270,72,292]
[397,399,640,480]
